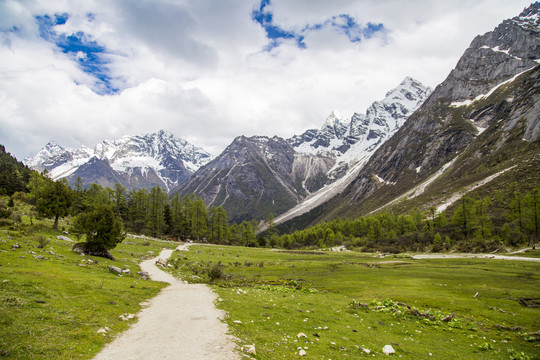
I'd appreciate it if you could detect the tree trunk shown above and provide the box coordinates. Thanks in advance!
[54,215,59,230]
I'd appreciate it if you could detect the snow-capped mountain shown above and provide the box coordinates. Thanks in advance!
[289,77,431,172]
[174,77,431,223]
[24,130,212,191]
[261,77,431,226]
[274,3,540,230]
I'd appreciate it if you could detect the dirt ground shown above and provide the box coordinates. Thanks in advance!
[93,244,239,360]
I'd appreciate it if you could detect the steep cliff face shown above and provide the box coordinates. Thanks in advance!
[276,4,540,228]
[345,4,540,206]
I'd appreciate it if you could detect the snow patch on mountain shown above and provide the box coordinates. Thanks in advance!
[451,67,535,107]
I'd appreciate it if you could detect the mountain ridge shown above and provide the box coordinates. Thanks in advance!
[24,130,212,191]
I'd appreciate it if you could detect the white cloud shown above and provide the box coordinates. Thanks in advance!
[0,0,534,160]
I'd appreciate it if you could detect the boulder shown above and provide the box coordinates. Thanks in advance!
[241,345,256,355]
[108,265,122,274]
[383,345,395,355]
[57,235,73,242]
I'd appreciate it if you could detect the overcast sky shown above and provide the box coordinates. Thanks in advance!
[0,0,534,160]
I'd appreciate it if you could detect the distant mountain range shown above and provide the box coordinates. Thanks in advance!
[24,130,212,191]
[173,77,431,222]
[24,3,540,230]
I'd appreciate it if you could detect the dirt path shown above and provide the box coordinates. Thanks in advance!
[412,253,540,262]
[94,244,239,360]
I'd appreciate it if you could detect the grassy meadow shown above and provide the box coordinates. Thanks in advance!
[0,212,177,359]
[167,245,540,359]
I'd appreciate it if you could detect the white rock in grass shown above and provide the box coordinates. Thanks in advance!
[242,344,256,355]
[297,332,307,338]
[383,345,395,355]
[299,349,307,356]
[362,348,371,354]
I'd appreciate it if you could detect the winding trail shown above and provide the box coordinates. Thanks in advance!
[94,244,239,360]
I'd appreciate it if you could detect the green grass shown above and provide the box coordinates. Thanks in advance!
[0,219,177,359]
[167,245,540,359]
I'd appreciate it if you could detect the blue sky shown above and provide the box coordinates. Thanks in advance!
[0,0,534,159]
[35,13,117,95]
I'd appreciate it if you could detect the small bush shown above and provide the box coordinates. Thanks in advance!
[36,235,50,249]
[208,264,225,281]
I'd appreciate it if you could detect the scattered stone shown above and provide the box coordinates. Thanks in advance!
[35,300,45,304]
[474,292,479,298]
[57,235,73,242]
[242,344,256,355]
[441,312,455,322]
[119,313,135,321]
[383,345,395,355]
[47,251,55,255]
[147,251,154,255]
[96,326,110,335]
[12,244,20,249]
[299,349,307,356]
[233,320,242,324]
[108,265,122,274]
[122,269,131,275]
[34,255,44,260]
[137,271,150,280]
[313,333,320,337]
[362,347,371,354]
[297,333,307,338]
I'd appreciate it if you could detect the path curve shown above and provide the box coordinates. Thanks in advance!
[94,244,239,360]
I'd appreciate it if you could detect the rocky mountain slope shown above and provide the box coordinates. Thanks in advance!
[174,78,431,223]
[24,130,212,191]
[275,3,540,231]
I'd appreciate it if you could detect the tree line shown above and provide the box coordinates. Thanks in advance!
[268,187,539,252]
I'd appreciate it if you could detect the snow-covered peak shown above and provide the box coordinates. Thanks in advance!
[25,130,212,189]
[513,2,540,30]
[290,77,431,158]
[321,111,347,130]
[382,77,432,110]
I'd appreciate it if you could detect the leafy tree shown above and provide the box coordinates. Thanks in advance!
[209,206,229,243]
[190,196,208,240]
[147,186,167,236]
[525,188,539,248]
[36,179,72,230]
[509,190,525,243]
[72,204,125,256]
[113,183,128,220]
[452,197,474,240]
[474,197,492,240]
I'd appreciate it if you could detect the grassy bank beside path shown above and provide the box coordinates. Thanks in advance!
[167,245,540,359]
[0,225,177,359]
